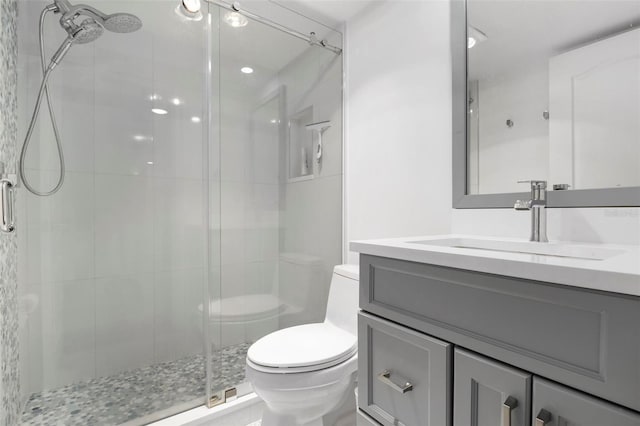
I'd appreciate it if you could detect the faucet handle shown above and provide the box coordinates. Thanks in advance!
[514,199,532,210]
[518,180,547,203]
[517,180,547,189]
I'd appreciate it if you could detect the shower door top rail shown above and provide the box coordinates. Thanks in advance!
[205,0,343,54]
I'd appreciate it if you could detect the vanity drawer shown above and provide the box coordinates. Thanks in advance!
[532,377,640,426]
[358,312,452,426]
[360,254,640,411]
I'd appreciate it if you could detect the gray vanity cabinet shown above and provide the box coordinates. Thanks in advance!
[454,349,531,426]
[358,312,451,426]
[532,378,640,426]
[356,254,640,426]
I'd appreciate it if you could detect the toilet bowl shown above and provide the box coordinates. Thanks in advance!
[245,264,359,426]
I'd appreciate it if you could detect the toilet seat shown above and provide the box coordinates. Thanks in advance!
[247,323,357,373]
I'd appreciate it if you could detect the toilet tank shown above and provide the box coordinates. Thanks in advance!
[325,265,360,336]
[278,253,325,326]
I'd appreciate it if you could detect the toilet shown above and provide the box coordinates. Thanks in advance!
[245,264,359,426]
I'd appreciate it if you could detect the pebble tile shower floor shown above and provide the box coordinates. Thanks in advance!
[20,343,251,426]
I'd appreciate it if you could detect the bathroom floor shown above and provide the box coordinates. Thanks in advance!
[20,343,251,426]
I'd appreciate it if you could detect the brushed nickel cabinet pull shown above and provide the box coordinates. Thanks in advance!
[501,396,518,426]
[535,409,552,426]
[377,370,413,394]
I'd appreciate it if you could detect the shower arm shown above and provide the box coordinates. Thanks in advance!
[53,0,109,29]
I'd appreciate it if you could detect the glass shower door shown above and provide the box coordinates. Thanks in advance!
[206,0,344,402]
[16,1,218,424]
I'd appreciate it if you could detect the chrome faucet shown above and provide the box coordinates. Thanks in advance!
[514,180,548,242]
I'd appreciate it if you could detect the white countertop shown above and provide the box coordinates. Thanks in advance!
[350,234,640,297]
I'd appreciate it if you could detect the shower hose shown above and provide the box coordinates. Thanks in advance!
[19,7,66,196]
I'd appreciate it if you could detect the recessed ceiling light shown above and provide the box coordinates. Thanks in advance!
[171,98,182,106]
[224,11,248,28]
[146,161,154,165]
[175,0,202,21]
[182,0,200,13]
[191,116,201,123]
[241,67,254,74]
[152,108,168,115]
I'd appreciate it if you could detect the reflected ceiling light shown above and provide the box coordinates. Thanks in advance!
[171,98,182,106]
[191,116,201,123]
[152,108,168,115]
[468,26,487,49]
[133,135,153,142]
[149,94,160,101]
[241,66,254,74]
[175,0,202,21]
[224,11,248,28]
[146,161,154,165]
[270,119,278,124]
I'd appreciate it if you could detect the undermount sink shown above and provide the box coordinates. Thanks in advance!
[409,237,624,261]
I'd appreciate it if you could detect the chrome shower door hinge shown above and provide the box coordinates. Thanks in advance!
[207,387,238,408]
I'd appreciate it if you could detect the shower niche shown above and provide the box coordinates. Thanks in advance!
[288,106,315,182]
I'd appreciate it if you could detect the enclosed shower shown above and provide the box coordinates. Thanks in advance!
[15,0,343,424]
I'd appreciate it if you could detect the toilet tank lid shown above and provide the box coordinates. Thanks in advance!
[333,264,359,280]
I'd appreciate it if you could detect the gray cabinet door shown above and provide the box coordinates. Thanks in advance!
[358,312,452,426]
[532,377,640,426]
[455,348,531,426]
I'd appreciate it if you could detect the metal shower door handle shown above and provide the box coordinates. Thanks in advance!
[0,174,16,233]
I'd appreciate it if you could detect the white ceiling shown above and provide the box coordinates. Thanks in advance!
[275,0,377,27]
[469,0,640,80]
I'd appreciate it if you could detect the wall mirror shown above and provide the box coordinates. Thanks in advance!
[451,0,640,208]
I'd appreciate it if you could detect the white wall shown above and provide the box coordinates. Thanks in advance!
[345,0,453,264]
[452,208,640,245]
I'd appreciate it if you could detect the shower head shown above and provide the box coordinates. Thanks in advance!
[54,0,142,41]
[102,13,143,33]
[71,17,103,43]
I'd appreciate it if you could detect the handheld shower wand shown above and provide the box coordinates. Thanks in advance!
[19,1,142,196]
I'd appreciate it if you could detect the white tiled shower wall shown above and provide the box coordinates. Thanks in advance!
[17,1,207,397]
[217,26,343,345]
[277,41,343,323]
[17,0,345,400]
